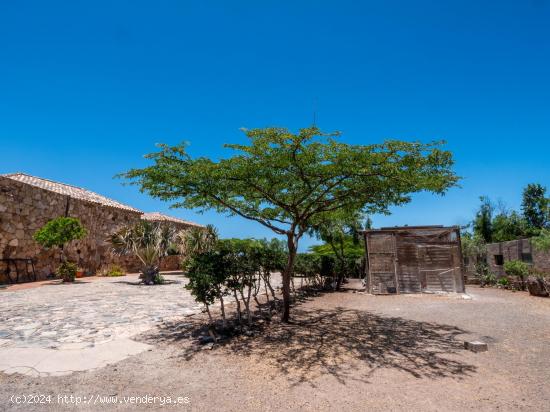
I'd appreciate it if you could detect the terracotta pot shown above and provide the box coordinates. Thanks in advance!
[76,270,85,278]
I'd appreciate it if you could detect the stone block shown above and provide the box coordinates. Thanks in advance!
[464,341,488,352]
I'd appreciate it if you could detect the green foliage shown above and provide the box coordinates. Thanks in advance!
[122,126,459,320]
[497,277,509,287]
[178,224,218,257]
[294,253,321,278]
[309,211,366,288]
[99,264,125,277]
[109,221,177,285]
[503,260,530,279]
[491,211,529,242]
[122,127,458,233]
[185,251,228,306]
[57,261,77,282]
[185,237,290,325]
[153,273,166,284]
[532,228,550,252]
[521,183,549,229]
[473,196,493,242]
[33,217,87,249]
[481,272,496,286]
[461,232,487,261]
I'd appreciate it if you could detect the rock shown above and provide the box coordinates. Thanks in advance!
[526,276,549,297]
[464,341,488,352]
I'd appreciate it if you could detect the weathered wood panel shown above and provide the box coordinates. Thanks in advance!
[365,226,464,294]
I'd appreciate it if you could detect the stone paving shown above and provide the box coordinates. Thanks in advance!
[0,273,204,376]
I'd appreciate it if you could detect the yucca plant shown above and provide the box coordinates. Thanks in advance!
[109,221,177,284]
[177,224,218,258]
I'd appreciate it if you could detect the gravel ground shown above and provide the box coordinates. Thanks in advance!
[1,286,549,411]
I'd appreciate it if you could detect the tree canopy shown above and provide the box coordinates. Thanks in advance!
[122,126,459,320]
[473,196,494,243]
[33,217,87,250]
[522,183,549,229]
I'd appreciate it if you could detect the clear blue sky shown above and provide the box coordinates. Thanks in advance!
[1,1,549,250]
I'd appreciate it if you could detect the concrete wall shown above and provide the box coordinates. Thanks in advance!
[486,238,550,277]
[0,177,187,282]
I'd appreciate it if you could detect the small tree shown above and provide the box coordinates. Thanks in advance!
[185,250,228,323]
[122,126,458,321]
[310,211,365,290]
[33,217,87,282]
[491,211,529,242]
[503,260,530,290]
[473,196,494,243]
[522,183,549,230]
[532,228,550,252]
[109,221,176,284]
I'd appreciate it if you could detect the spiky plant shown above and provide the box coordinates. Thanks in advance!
[177,224,218,258]
[109,221,177,284]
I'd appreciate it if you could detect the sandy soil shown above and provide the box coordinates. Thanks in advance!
[1,286,549,411]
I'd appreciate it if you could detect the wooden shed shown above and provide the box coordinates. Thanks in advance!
[364,226,465,294]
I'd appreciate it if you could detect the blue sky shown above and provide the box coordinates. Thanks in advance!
[1,1,549,250]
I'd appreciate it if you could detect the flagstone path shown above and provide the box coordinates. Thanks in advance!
[0,273,203,376]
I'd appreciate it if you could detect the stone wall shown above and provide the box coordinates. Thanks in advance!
[486,238,550,277]
[0,176,143,282]
[159,255,183,271]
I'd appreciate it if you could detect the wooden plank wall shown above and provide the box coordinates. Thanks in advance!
[366,227,464,294]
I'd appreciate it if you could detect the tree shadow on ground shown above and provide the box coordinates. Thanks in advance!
[146,296,476,386]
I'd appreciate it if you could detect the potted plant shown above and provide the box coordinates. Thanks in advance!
[76,267,85,278]
[33,217,88,283]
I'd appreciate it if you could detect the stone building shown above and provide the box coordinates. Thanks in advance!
[486,238,550,278]
[0,173,204,283]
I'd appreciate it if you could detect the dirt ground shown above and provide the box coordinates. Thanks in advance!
[1,285,549,411]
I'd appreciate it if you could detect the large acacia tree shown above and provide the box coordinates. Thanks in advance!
[122,126,459,321]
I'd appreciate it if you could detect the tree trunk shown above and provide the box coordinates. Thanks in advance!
[233,289,243,330]
[219,294,227,329]
[263,271,277,300]
[282,234,298,323]
[141,265,158,285]
[205,304,213,324]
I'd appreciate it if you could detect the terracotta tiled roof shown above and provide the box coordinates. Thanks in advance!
[1,173,141,213]
[141,212,205,228]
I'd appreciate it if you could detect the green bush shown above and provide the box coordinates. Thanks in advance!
[481,272,497,286]
[34,217,87,250]
[497,277,509,287]
[98,264,125,277]
[57,261,77,282]
[34,217,87,283]
[503,260,530,290]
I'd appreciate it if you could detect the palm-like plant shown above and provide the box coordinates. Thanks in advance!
[177,224,218,257]
[109,221,177,284]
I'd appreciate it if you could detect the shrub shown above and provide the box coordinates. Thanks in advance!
[34,217,88,250]
[34,217,87,282]
[497,277,509,288]
[109,221,176,285]
[503,260,530,290]
[98,264,125,277]
[57,261,77,282]
[185,250,229,324]
[481,272,497,287]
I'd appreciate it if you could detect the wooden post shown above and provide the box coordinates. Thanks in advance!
[392,233,400,294]
[456,226,466,293]
[364,232,372,293]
